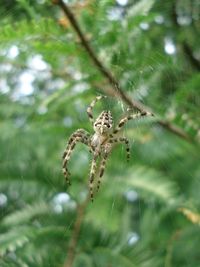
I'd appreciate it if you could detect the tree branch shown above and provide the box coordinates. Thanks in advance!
[52,0,193,144]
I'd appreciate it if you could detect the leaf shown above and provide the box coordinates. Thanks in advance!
[74,253,93,267]
[127,167,178,203]
[0,227,34,256]
[92,247,136,267]
[0,18,63,46]
[1,201,51,227]
[106,166,179,204]
[178,207,200,225]
[128,0,155,17]
[0,226,67,256]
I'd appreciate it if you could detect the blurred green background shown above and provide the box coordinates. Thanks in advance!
[0,0,200,266]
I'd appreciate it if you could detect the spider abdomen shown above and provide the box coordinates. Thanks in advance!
[93,111,113,135]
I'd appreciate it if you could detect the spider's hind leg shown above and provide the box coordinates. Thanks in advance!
[95,137,130,194]
[62,168,71,186]
[89,153,99,201]
[96,152,109,193]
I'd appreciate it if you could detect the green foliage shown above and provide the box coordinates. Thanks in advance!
[0,0,200,266]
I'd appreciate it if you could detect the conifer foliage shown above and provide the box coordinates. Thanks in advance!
[0,1,200,266]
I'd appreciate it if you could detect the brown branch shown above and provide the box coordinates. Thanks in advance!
[157,120,191,142]
[52,0,194,144]
[63,196,89,267]
[165,229,182,267]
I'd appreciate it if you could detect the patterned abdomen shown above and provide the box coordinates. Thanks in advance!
[94,111,113,134]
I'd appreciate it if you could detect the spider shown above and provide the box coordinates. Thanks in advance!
[62,96,153,201]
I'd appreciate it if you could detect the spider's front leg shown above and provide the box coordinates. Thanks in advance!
[112,111,153,135]
[86,95,107,124]
[109,137,130,161]
[62,129,90,185]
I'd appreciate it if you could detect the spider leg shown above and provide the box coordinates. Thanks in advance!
[62,129,89,159]
[96,151,109,193]
[86,95,107,124]
[89,153,99,201]
[96,137,130,193]
[109,137,130,161]
[62,129,90,185]
[63,136,89,185]
[112,111,153,135]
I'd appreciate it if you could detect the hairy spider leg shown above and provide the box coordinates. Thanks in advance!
[62,129,89,159]
[112,111,153,135]
[96,137,130,193]
[63,137,87,185]
[89,153,99,201]
[62,130,90,185]
[109,137,130,161]
[63,136,90,185]
[87,95,107,124]
[96,151,110,193]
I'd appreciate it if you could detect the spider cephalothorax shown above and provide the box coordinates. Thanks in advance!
[62,96,153,201]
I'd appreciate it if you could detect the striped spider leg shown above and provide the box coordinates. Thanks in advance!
[112,111,153,135]
[87,95,107,124]
[89,151,99,201]
[62,129,90,185]
[96,138,130,193]
[95,143,111,194]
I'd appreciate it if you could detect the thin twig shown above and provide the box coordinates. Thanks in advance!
[165,230,181,267]
[53,0,193,144]
[63,196,89,267]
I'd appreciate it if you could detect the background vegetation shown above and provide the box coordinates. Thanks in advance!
[0,0,200,266]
